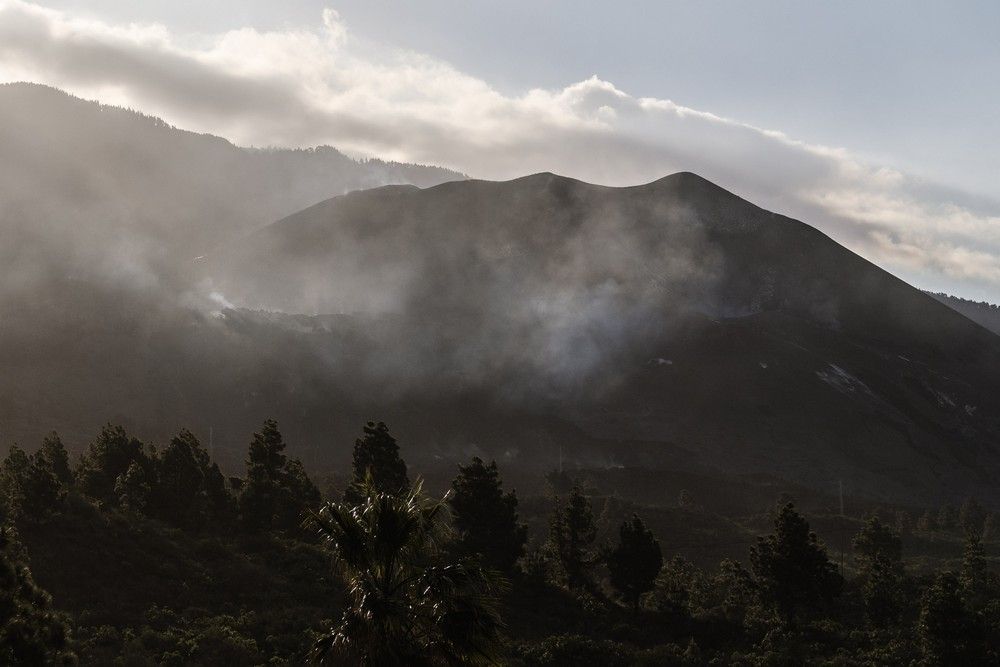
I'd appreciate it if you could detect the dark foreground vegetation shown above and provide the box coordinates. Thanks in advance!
[2,421,1000,665]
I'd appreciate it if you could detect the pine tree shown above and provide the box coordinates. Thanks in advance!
[960,531,994,614]
[0,527,75,664]
[344,422,409,504]
[918,572,984,664]
[607,514,662,613]
[240,420,319,532]
[937,503,956,532]
[449,457,527,572]
[959,497,988,535]
[749,503,842,625]
[115,461,151,514]
[38,433,72,487]
[155,430,211,530]
[76,424,148,504]
[852,516,904,627]
[0,446,30,517]
[548,486,597,590]
[18,454,65,523]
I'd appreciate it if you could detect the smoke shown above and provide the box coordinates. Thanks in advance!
[204,175,729,404]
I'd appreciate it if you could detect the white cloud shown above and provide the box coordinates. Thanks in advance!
[1,0,998,298]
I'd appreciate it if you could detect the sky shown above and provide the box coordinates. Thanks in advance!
[1,0,998,301]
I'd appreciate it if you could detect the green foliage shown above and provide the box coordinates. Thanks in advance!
[1,445,65,523]
[960,497,988,535]
[607,515,662,613]
[749,503,842,624]
[852,515,901,568]
[311,480,505,665]
[548,486,597,590]
[39,433,73,487]
[853,516,905,626]
[0,527,75,664]
[449,457,527,572]
[917,572,986,664]
[76,424,149,504]
[343,421,409,503]
[115,461,152,514]
[239,419,320,533]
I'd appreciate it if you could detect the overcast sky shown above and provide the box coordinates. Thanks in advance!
[2,0,998,301]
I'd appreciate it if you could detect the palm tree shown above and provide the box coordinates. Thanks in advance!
[310,479,506,666]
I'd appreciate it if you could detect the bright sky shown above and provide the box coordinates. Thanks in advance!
[2,0,999,300]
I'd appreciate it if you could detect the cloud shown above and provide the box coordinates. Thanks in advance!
[1,0,998,299]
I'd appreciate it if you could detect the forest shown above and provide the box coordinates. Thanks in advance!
[1,419,998,665]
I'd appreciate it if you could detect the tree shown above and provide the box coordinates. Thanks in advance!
[18,453,65,523]
[0,446,30,518]
[115,461,151,514]
[960,531,995,614]
[0,527,75,664]
[239,420,319,532]
[749,503,842,625]
[548,486,597,590]
[246,419,286,482]
[76,424,148,504]
[311,481,504,665]
[449,457,527,572]
[852,516,905,627]
[607,514,662,613]
[852,516,901,568]
[937,503,956,532]
[344,421,409,504]
[960,497,988,535]
[38,433,72,487]
[918,572,984,664]
[155,430,210,530]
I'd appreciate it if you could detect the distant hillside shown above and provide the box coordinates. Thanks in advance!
[928,292,1000,336]
[0,82,463,263]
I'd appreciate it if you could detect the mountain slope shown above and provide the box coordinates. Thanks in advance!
[929,292,1000,336]
[201,172,1000,505]
[0,82,463,264]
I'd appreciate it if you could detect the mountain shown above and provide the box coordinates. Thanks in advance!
[2,85,998,507]
[929,292,1000,336]
[200,173,1000,505]
[0,82,463,266]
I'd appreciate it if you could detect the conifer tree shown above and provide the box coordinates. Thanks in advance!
[918,572,984,664]
[115,461,151,514]
[155,429,211,530]
[852,516,905,627]
[76,424,148,504]
[449,457,527,572]
[38,433,72,487]
[18,453,65,522]
[548,486,597,589]
[608,514,662,613]
[240,419,319,532]
[344,421,409,504]
[750,503,842,625]
[0,527,75,664]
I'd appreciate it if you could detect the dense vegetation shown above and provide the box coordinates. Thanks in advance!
[1,420,999,665]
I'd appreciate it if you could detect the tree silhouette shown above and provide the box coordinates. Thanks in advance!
[38,433,72,487]
[548,486,597,590]
[76,424,148,504]
[607,514,662,613]
[750,503,842,624]
[240,419,318,532]
[115,461,151,514]
[311,480,504,665]
[0,527,75,664]
[918,572,984,664]
[449,457,527,572]
[344,421,409,504]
